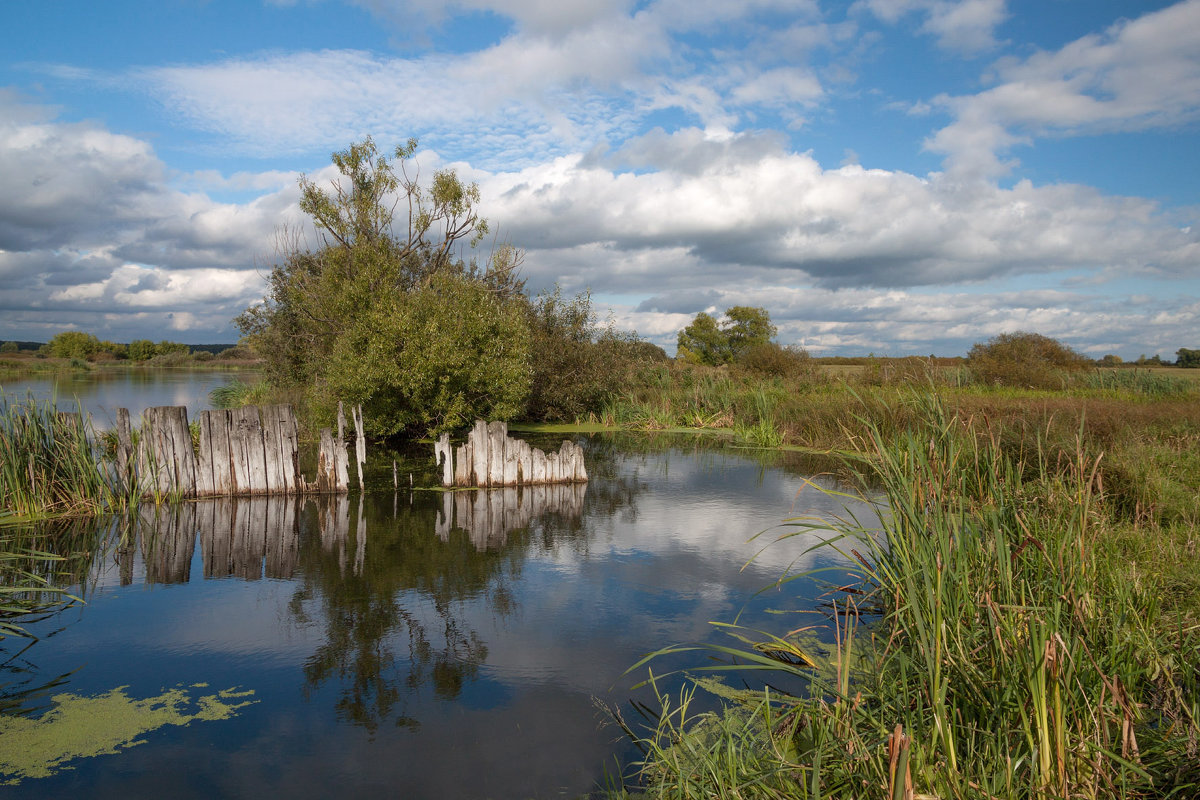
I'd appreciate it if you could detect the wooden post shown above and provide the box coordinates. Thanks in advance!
[435,432,454,487]
[487,421,507,486]
[352,404,366,488]
[471,420,489,487]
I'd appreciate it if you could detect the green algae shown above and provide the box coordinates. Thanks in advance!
[0,683,256,785]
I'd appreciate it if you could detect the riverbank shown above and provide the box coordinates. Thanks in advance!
[607,379,1200,799]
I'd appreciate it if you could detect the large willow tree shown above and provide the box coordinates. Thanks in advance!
[237,138,530,435]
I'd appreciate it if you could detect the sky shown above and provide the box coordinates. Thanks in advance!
[1,0,1198,358]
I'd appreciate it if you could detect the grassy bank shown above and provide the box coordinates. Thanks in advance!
[615,388,1199,799]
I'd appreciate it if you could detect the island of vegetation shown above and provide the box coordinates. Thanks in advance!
[2,137,1199,799]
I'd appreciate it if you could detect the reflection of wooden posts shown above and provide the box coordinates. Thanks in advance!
[436,482,588,550]
[437,420,587,487]
[120,403,363,499]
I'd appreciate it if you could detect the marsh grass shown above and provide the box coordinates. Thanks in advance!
[0,393,131,519]
[618,393,1200,799]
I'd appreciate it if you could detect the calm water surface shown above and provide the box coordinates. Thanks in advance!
[0,368,247,428]
[1,377,874,798]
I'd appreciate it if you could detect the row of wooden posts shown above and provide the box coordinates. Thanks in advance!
[118,402,365,499]
[120,406,587,499]
[434,420,587,487]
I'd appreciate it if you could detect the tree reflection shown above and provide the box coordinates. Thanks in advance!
[291,487,589,733]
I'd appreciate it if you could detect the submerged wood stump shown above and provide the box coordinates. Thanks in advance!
[436,420,587,488]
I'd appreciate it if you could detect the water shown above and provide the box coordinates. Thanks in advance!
[0,376,876,798]
[0,368,246,429]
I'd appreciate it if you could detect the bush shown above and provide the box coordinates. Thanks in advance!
[735,343,817,380]
[0,342,17,354]
[523,288,661,421]
[47,331,102,360]
[193,350,214,362]
[319,272,532,436]
[128,339,156,361]
[216,346,252,360]
[967,331,1091,389]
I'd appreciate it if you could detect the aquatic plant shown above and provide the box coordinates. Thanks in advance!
[0,393,127,518]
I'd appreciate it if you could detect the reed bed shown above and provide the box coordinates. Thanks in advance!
[619,393,1200,799]
[0,393,129,519]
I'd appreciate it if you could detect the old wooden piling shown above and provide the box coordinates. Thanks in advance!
[436,420,587,488]
[122,403,362,500]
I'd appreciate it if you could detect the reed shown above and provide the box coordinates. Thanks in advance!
[0,393,131,518]
[619,392,1200,798]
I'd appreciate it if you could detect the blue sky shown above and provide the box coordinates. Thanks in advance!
[1,0,1197,357]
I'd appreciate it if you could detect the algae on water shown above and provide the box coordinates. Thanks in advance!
[0,683,256,785]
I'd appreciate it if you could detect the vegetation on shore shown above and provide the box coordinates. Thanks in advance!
[614,392,1200,799]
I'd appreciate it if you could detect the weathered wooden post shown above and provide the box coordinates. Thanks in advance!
[434,432,454,486]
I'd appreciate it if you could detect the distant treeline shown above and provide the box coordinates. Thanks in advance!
[0,332,249,362]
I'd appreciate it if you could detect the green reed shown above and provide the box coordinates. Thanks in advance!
[0,393,130,518]
[619,392,1200,799]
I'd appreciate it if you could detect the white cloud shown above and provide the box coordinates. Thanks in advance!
[856,0,1007,54]
[928,0,1200,177]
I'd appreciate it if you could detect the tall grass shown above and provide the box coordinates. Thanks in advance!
[0,393,130,518]
[619,394,1200,798]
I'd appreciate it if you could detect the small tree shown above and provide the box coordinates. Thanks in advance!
[1176,348,1200,368]
[128,339,156,361]
[237,137,527,436]
[0,341,18,354]
[724,306,776,360]
[47,331,102,360]
[677,307,776,366]
[967,332,1091,389]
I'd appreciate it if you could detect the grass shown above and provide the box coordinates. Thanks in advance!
[615,392,1200,799]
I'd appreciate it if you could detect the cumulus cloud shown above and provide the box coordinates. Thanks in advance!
[928,0,1200,177]
[0,94,300,342]
[484,128,1198,294]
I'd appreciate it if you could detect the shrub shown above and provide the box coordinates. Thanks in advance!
[47,331,102,360]
[735,343,817,380]
[216,346,252,360]
[0,341,17,354]
[967,331,1091,389]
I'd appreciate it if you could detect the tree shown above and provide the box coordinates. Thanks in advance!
[724,306,776,359]
[47,331,102,360]
[236,138,527,436]
[523,287,657,421]
[0,341,18,354]
[1177,348,1200,368]
[677,312,729,365]
[128,339,156,361]
[676,306,776,366]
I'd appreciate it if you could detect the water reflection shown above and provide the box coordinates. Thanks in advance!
[0,436,872,799]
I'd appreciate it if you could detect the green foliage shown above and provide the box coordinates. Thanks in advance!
[155,340,189,357]
[735,342,816,379]
[524,288,661,421]
[321,272,532,435]
[676,312,728,366]
[46,331,102,360]
[127,339,156,361]
[677,307,776,366]
[237,137,531,435]
[723,305,776,358]
[967,331,1091,389]
[1177,347,1200,368]
[1,341,19,354]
